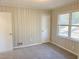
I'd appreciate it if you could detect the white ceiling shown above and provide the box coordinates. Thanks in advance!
[0,0,74,9]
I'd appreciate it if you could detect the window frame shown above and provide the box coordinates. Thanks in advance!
[57,11,79,40]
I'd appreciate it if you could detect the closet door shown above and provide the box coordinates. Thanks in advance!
[0,12,13,53]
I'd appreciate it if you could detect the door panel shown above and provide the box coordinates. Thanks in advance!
[0,12,13,53]
[41,14,50,43]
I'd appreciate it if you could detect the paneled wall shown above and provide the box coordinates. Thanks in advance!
[13,8,50,47]
[0,6,50,47]
[51,3,79,56]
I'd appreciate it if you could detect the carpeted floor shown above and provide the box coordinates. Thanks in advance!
[0,43,77,59]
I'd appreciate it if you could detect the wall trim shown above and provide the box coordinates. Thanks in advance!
[0,48,13,53]
[14,42,46,49]
[50,42,78,56]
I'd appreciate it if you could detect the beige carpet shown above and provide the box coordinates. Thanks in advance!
[0,43,77,59]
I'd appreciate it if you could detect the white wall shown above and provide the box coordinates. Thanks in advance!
[51,3,79,58]
[0,6,50,48]
[13,8,50,47]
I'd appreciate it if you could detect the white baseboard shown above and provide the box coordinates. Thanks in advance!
[14,42,46,49]
[0,48,13,53]
[50,42,78,56]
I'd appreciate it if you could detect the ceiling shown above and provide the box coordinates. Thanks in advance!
[0,0,74,9]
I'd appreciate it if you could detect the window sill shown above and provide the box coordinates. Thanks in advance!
[57,36,69,39]
[57,36,79,43]
[70,38,79,43]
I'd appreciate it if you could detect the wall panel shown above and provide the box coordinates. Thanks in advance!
[0,6,50,47]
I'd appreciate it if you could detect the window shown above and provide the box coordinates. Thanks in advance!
[58,14,69,37]
[57,12,79,40]
[71,26,79,39]
[58,14,69,25]
[71,12,79,39]
[58,26,68,37]
[72,12,79,25]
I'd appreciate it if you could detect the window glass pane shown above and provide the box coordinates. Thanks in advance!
[58,14,69,25]
[72,12,79,25]
[58,26,68,37]
[71,26,79,39]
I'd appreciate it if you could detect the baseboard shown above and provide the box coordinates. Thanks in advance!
[0,48,13,53]
[14,42,46,49]
[50,42,78,56]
